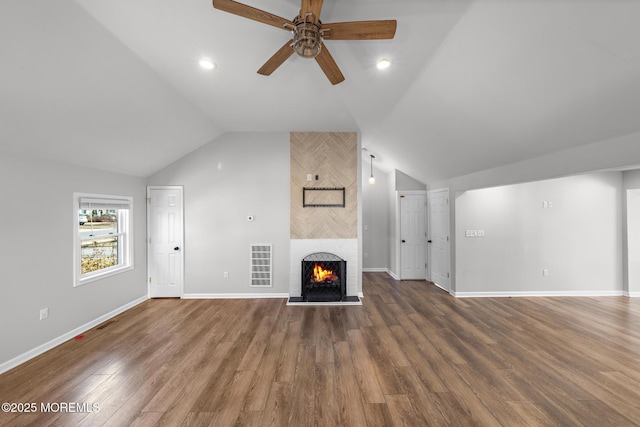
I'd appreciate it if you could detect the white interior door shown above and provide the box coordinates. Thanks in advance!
[148,186,184,298]
[400,192,427,280]
[428,188,450,292]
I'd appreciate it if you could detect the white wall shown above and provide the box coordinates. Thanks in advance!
[0,151,147,370]
[455,172,622,295]
[396,170,426,191]
[623,170,640,296]
[430,131,640,293]
[362,164,389,270]
[387,170,399,277]
[147,132,291,296]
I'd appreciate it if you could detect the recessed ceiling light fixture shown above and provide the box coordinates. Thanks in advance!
[199,58,216,70]
[377,58,391,70]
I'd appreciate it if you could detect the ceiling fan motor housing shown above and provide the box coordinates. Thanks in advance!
[292,16,322,58]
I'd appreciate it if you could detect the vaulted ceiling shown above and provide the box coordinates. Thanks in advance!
[2,0,639,183]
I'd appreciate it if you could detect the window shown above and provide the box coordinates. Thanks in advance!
[73,193,133,286]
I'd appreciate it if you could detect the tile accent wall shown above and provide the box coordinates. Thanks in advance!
[290,132,357,239]
[289,132,359,296]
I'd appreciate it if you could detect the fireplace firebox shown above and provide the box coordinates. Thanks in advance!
[301,252,346,302]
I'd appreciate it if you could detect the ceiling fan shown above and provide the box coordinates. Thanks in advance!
[211,0,397,85]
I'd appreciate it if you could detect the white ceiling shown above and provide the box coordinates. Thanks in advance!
[2,0,639,182]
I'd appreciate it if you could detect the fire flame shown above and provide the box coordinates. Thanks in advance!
[313,264,336,282]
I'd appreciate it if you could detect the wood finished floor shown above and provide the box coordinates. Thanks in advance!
[1,272,640,426]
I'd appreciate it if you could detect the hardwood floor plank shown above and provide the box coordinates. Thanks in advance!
[273,320,302,383]
[388,325,448,393]
[345,329,387,403]
[384,394,425,427]
[150,341,234,426]
[2,273,640,426]
[241,331,285,412]
[362,403,394,427]
[191,334,254,413]
[287,345,315,427]
[391,366,450,426]
[237,301,282,372]
[314,363,340,427]
[506,400,552,426]
[209,370,255,426]
[262,381,293,427]
[333,341,369,427]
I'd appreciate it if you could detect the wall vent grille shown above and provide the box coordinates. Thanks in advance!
[250,244,272,287]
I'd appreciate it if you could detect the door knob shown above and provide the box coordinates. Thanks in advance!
[174,246,180,251]
[427,240,432,243]
[401,240,406,243]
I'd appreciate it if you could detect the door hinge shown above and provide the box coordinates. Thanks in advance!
[149,277,152,284]
[147,197,151,205]
[148,237,151,244]
[447,235,449,241]
[446,198,449,205]
[447,272,450,278]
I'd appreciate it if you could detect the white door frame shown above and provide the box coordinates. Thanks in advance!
[428,188,451,293]
[396,190,427,280]
[147,185,184,298]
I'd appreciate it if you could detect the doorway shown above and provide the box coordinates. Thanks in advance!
[428,188,451,292]
[147,186,184,298]
[399,191,427,280]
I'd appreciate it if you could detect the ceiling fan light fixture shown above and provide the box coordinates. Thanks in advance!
[377,58,391,70]
[292,19,322,58]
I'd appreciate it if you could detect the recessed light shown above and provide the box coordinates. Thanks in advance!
[377,58,391,70]
[199,59,216,70]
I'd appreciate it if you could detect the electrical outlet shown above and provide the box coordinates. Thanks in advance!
[224,271,229,279]
[307,174,312,181]
[39,307,49,320]
[543,269,549,276]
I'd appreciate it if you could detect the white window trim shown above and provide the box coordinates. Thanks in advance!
[73,192,134,287]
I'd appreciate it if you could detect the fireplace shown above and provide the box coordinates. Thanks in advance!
[301,252,346,302]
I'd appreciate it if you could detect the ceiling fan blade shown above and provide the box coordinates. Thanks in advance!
[315,45,345,85]
[300,0,323,24]
[258,40,295,76]
[212,0,292,30]
[322,20,397,40]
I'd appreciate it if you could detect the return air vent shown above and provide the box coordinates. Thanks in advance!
[250,244,272,287]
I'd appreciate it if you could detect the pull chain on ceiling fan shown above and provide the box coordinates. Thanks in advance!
[212,0,397,85]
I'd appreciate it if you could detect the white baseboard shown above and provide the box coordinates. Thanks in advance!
[454,290,625,298]
[362,268,388,273]
[182,293,290,299]
[387,270,400,280]
[624,291,640,297]
[0,295,148,376]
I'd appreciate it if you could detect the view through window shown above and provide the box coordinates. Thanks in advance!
[74,193,133,285]
[79,208,119,274]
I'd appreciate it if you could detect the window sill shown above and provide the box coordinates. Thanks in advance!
[74,265,134,287]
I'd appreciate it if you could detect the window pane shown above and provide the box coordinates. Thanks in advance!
[81,236,118,274]
[78,209,118,237]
